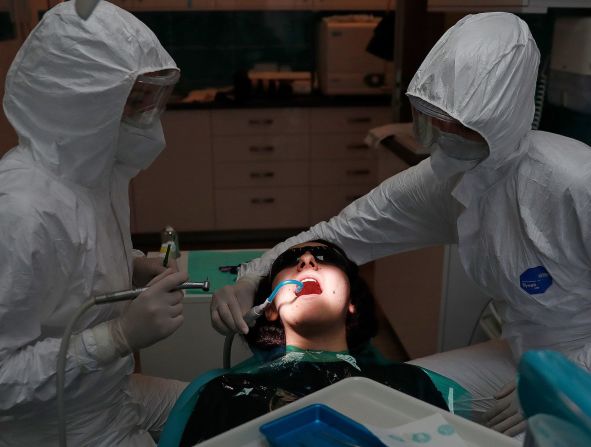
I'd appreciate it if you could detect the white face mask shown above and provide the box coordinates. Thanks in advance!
[116,120,166,170]
[437,131,490,161]
[430,146,479,181]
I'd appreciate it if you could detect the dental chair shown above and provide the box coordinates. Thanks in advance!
[158,342,472,447]
[518,350,591,447]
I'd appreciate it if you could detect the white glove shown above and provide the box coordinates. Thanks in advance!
[210,276,258,335]
[110,269,188,354]
[483,380,526,436]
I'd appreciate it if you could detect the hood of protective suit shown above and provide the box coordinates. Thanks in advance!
[2,1,177,188]
[407,13,540,207]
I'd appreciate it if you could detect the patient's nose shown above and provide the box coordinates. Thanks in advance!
[297,252,318,271]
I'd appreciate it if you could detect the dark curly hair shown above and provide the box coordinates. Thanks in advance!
[243,240,378,354]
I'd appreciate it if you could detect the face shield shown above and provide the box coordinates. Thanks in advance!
[122,69,180,129]
[409,96,489,161]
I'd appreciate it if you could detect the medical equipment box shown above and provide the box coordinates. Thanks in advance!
[317,16,394,95]
[260,403,386,447]
[547,17,591,114]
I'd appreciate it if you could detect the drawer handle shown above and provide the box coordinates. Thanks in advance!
[250,171,275,179]
[249,145,275,153]
[347,117,371,124]
[248,118,274,126]
[346,169,371,176]
[346,144,369,151]
[250,197,275,204]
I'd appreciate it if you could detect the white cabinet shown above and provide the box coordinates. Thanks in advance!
[131,110,215,233]
[211,108,307,136]
[131,106,391,233]
[308,107,390,222]
[212,108,310,230]
[309,107,392,133]
[428,0,591,13]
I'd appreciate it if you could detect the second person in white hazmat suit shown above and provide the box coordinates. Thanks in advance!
[211,12,591,437]
[0,2,188,445]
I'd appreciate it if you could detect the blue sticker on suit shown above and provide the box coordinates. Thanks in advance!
[520,266,552,294]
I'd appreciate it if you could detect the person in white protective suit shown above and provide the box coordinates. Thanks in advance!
[211,12,591,438]
[0,2,190,446]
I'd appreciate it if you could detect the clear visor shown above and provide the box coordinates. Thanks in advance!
[408,95,457,123]
[409,96,485,147]
[122,69,180,129]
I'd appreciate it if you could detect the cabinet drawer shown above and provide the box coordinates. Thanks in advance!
[212,108,308,135]
[309,107,391,134]
[213,135,309,162]
[215,161,308,187]
[215,187,309,229]
[310,160,376,185]
[310,133,374,160]
[310,184,374,223]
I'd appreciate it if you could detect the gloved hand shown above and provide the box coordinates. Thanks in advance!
[132,255,178,287]
[483,380,526,436]
[210,277,258,335]
[111,269,188,354]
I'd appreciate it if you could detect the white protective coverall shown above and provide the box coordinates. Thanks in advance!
[237,13,591,403]
[0,2,184,445]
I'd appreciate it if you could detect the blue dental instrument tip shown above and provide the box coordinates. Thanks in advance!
[267,279,304,303]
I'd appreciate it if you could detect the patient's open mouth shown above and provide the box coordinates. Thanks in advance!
[296,278,322,296]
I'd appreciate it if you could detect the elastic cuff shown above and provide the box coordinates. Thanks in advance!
[109,319,133,358]
[79,320,129,366]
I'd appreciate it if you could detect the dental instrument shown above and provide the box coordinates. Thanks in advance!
[162,243,171,267]
[57,280,210,447]
[223,280,303,369]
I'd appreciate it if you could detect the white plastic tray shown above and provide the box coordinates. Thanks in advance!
[198,376,520,447]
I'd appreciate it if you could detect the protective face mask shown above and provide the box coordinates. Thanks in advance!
[116,120,166,170]
[430,146,479,181]
[437,131,489,161]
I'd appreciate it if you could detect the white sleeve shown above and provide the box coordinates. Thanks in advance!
[239,159,459,279]
[0,201,117,414]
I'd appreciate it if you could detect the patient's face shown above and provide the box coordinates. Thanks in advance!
[266,242,353,332]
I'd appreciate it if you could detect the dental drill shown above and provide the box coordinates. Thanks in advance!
[223,280,303,369]
[57,280,209,447]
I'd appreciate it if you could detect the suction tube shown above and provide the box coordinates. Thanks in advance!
[223,280,303,369]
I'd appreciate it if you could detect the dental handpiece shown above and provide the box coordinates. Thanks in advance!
[94,281,210,304]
